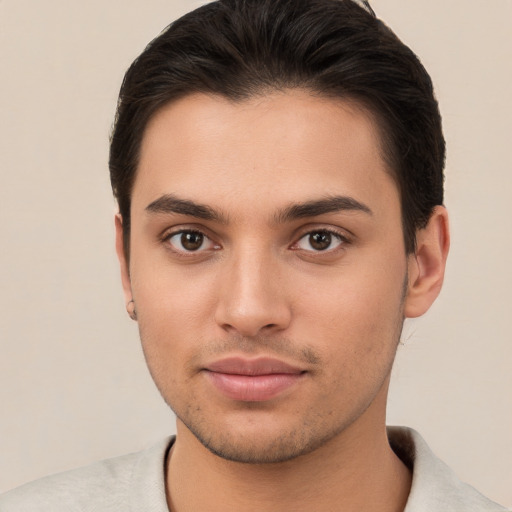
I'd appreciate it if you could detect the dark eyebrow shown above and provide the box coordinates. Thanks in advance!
[274,195,372,223]
[145,194,228,223]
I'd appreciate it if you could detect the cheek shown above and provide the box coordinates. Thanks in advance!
[295,262,406,373]
[131,254,218,323]
[129,259,220,375]
[299,288,403,417]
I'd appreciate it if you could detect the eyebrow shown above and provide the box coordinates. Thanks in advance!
[274,195,373,223]
[145,193,372,224]
[145,194,228,223]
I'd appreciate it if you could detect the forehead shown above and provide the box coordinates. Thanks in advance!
[133,90,399,218]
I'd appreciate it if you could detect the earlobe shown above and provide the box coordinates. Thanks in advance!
[115,214,135,315]
[404,206,450,318]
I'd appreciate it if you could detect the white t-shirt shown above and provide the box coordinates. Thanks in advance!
[0,427,508,511]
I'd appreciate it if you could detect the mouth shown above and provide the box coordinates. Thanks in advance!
[203,356,306,402]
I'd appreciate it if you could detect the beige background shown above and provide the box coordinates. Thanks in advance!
[1,0,511,506]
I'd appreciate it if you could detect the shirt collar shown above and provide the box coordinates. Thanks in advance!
[388,426,507,512]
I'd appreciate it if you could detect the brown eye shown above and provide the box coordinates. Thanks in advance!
[181,232,204,251]
[295,230,344,252]
[167,230,216,253]
[309,232,332,250]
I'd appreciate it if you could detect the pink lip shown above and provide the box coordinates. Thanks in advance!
[204,357,305,402]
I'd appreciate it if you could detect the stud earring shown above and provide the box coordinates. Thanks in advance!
[126,299,137,321]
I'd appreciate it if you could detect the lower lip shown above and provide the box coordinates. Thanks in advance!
[205,371,303,402]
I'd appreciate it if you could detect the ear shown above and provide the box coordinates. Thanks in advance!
[115,214,133,305]
[404,206,450,318]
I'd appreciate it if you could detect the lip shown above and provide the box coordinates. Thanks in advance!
[204,357,305,402]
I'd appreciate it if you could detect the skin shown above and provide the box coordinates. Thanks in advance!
[116,90,449,511]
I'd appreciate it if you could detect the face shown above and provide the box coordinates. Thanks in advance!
[122,90,411,463]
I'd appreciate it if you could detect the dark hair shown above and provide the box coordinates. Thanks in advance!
[109,0,445,255]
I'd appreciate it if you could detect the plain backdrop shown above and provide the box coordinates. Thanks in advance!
[1,0,511,506]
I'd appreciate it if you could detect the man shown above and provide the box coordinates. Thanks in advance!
[0,0,507,510]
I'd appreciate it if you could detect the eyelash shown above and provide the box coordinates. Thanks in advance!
[161,227,351,256]
[292,229,350,254]
[162,229,220,257]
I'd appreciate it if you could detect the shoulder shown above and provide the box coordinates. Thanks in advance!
[0,437,173,512]
[388,426,509,512]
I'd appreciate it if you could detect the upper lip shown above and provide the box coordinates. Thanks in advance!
[205,357,304,376]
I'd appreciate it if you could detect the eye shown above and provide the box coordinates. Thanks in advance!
[166,230,218,253]
[294,230,346,252]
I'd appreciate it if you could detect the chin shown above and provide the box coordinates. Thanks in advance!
[174,407,352,465]
[194,428,319,464]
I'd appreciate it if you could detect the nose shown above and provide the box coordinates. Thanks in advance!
[214,248,292,338]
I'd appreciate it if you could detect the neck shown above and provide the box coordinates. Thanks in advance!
[166,398,411,512]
